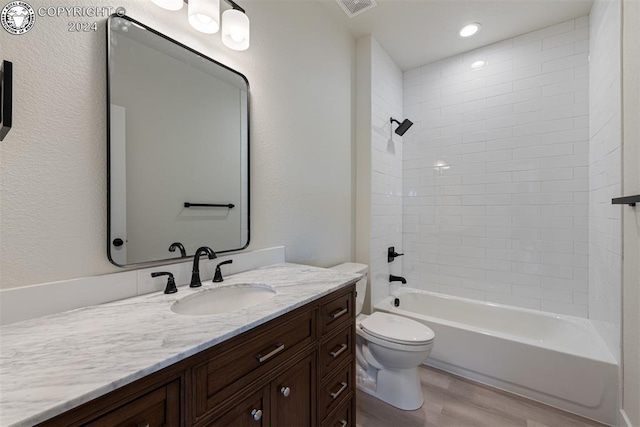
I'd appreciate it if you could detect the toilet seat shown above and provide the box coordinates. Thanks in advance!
[359,312,435,346]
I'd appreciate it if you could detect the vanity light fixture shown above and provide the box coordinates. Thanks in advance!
[150,0,250,50]
[222,5,250,50]
[188,0,220,34]
[151,0,184,11]
[459,22,481,38]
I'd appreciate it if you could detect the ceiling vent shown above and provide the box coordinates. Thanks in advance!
[335,0,377,18]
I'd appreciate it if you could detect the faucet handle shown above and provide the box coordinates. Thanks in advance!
[151,272,178,294]
[213,260,233,282]
[388,246,405,263]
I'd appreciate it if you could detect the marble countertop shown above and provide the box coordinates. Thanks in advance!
[0,263,361,427]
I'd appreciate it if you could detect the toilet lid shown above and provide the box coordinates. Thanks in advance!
[360,312,435,345]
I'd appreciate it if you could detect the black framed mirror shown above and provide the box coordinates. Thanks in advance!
[107,15,249,267]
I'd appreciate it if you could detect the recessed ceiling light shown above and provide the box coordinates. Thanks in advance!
[459,23,481,38]
[471,60,486,69]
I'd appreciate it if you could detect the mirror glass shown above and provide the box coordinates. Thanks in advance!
[107,15,249,267]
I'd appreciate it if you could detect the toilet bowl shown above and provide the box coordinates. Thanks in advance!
[331,263,435,411]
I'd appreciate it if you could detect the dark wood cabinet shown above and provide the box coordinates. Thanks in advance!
[37,285,355,427]
[83,380,181,427]
[271,353,316,427]
[202,386,270,427]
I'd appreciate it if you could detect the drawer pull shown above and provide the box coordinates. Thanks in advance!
[251,409,263,421]
[330,381,348,400]
[256,343,285,363]
[330,343,348,358]
[339,420,348,427]
[280,386,291,397]
[137,423,150,427]
[330,307,348,319]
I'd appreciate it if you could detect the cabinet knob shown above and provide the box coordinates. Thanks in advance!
[340,420,348,427]
[280,386,291,397]
[136,422,150,427]
[251,409,263,421]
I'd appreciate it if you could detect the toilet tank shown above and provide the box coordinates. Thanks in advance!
[330,263,368,316]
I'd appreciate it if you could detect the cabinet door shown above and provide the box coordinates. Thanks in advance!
[203,386,270,427]
[271,353,316,427]
[83,379,180,427]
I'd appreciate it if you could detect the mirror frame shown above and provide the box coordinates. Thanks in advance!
[106,14,250,268]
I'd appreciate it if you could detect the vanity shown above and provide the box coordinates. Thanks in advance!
[0,264,360,427]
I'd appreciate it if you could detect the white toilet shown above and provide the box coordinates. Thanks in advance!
[331,263,435,410]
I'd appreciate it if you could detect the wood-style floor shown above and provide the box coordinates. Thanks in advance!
[356,366,605,427]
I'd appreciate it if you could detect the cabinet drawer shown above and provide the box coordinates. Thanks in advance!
[202,386,270,427]
[193,308,316,420]
[320,396,354,427]
[319,361,353,421]
[320,291,353,337]
[319,326,353,380]
[84,379,180,427]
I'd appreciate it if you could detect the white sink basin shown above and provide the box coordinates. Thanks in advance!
[171,284,276,316]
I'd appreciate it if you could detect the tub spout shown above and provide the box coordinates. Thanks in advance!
[389,275,406,284]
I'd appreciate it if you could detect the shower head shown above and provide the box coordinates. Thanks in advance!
[390,117,413,136]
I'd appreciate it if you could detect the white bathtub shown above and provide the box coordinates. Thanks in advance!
[376,288,618,425]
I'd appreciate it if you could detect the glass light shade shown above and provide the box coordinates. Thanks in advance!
[151,0,183,11]
[222,9,250,51]
[188,0,220,34]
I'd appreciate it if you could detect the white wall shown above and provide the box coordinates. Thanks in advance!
[621,0,640,424]
[0,0,355,289]
[402,18,591,317]
[588,0,622,362]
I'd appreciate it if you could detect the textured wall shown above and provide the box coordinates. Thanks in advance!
[402,18,591,316]
[588,0,622,362]
[0,0,355,289]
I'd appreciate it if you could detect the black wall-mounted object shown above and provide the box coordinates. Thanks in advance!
[0,60,13,141]
[184,202,235,209]
[388,246,404,263]
[390,117,413,136]
[612,195,640,207]
[389,275,407,284]
[112,238,124,247]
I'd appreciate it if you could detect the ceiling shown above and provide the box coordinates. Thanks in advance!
[317,0,593,71]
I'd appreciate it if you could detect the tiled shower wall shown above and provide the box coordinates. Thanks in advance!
[588,0,621,361]
[370,38,404,307]
[402,18,590,317]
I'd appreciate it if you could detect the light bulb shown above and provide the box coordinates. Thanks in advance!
[459,23,481,38]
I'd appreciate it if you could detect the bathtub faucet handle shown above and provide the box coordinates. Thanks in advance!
[388,246,405,263]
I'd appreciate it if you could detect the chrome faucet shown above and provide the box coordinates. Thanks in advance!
[190,246,217,288]
[389,275,407,284]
